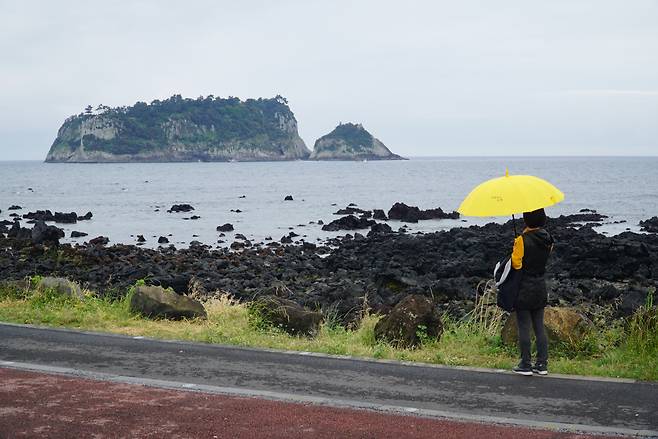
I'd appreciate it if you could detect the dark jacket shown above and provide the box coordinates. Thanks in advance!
[512,228,554,310]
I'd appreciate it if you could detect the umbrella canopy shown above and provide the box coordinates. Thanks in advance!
[457,170,564,217]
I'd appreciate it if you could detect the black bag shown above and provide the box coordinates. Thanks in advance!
[493,257,522,312]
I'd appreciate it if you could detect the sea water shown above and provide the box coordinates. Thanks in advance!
[1,157,657,248]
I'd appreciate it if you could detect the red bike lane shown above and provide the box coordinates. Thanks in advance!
[0,368,620,439]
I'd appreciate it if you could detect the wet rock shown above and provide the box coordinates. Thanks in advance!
[250,295,323,336]
[334,206,370,216]
[158,236,169,244]
[78,212,93,221]
[281,235,293,244]
[284,195,294,201]
[89,236,110,246]
[373,209,388,220]
[374,294,443,348]
[321,215,375,231]
[8,221,31,240]
[31,221,64,245]
[53,212,78,224]
[216,223,234,232]
[501,307,594,347]
[388,202,421,223]
[167,204,194,213]
[23,210,54,221]
[367,223,393,237]
[639,216,658,233]
[129,285,207,320]
[8,205,22,210]
[36,277,84,300]
[70,231,88,238]
[387,203,459,223]
[136,235,146,242]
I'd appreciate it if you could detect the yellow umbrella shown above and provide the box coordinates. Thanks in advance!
[457,169,564,233]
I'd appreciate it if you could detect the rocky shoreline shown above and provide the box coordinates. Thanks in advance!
[1,208,656,325]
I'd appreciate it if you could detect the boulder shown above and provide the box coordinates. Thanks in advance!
[368,223,393,237]
[78,211,93,220]
[23,210,54,221]
[8,221,31,240]
[31,220,65,245]
[70,231,88,238]
[53,212,78,224]
[321,215,375,231]
[372,209,388,220]
[639,216,658,233]
[334,206,369,215]
[216,223,234,232]
[158,236,169,244]
[8,205,22,210]
[167,204,194,213]
[388,202,421,223]
[501,307,594,347]
[89,236,110,246]
[374,294,443,348]
[250,295,323,336]
[129,285,207,320]
[36,277,84,300]
[284,195,293,201]
[387,203,459,223]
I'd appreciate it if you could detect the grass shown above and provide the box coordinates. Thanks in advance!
[0,280,656,381]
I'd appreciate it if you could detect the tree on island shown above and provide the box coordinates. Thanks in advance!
[84,105,93,115]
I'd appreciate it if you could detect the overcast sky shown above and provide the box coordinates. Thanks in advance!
[1,1,657,160]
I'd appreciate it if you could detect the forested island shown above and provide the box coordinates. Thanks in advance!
[45,96,405,162]
[45,95,311,162]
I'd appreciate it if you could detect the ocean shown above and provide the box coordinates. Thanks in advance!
[1,157,657,248]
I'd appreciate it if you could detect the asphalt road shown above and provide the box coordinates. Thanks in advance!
[1,323,656,436]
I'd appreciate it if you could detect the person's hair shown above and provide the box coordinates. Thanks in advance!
[523,208,546,228]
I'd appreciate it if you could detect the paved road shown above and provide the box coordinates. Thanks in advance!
[0,368,624,439]
[1,323,656,436]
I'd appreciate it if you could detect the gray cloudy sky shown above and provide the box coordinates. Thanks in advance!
[1,1,657,160]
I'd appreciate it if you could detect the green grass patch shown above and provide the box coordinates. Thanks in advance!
[0,283,656,381]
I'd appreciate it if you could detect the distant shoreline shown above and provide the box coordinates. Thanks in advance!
[3,155,658,163]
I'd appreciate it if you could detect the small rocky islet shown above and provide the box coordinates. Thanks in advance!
[1,204,656,328]
[44,95,404,163]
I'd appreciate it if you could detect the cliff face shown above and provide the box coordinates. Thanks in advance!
[309,123,405,161]
[45,95,310,162]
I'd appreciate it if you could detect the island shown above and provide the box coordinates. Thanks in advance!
[45,95,311,162]
[308,123,405,161]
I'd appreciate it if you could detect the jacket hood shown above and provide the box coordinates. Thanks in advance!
[526,228,554,248]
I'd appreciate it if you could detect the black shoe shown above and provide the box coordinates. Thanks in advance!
[513,364,533,376]
[532,363,548,375]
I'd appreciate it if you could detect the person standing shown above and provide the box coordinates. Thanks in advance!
[511,208,554,376]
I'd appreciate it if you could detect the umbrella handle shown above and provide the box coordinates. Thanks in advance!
[512,214,518,237]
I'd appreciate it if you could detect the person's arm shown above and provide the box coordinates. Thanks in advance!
[511,235,524,270]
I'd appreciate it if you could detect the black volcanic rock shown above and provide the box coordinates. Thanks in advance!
[387,203,459,223]
[216,223,234,232]
[321,215,375,231]
[88,236,110,246]
[639,216,658,233]
[168,204,194,213]
[31,221,65,245]
[373,209,388,220]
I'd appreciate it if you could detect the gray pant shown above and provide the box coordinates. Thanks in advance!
[516,308,548,367]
